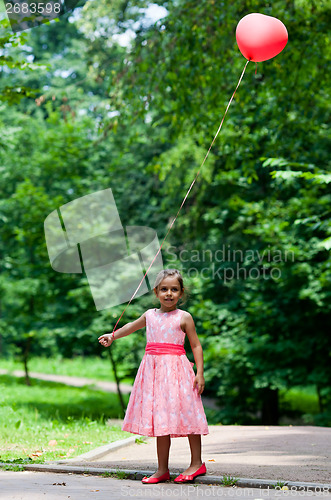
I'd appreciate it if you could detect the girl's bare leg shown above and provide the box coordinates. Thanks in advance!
[181,434,203,475]
[148,435,171,478]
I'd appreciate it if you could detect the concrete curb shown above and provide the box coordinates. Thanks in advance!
[52,435,152,464]
[0,462,330,493]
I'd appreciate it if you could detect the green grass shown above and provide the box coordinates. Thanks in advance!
[0,374,131,462]
[0,355,134,385]
[220,475,239,486]
[279,386,320,415]
[204,385,320,426]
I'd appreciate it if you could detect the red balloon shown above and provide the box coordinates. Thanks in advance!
[236,13,288,62]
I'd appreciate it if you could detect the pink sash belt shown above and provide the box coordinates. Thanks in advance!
[145,342,186,356]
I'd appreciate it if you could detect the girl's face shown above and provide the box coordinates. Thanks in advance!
[154,276,183,310]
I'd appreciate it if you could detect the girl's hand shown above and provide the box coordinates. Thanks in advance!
[193,374,205,395]
[98,334,114,348]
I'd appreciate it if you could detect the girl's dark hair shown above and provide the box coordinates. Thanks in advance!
[153,268,189,306]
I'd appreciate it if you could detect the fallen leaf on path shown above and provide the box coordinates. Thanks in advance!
[29,451,43,457]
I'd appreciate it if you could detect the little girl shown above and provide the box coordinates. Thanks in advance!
[98,268,209,484]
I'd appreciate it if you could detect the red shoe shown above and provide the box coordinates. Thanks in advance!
[142,470,170,484]
[174,462,206,483]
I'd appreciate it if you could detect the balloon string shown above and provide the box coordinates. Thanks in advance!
[111,59,250,334]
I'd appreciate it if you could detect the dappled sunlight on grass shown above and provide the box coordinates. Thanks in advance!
[0,375,131,462]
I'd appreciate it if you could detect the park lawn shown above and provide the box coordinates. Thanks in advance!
[279,386,320,419]
[0,374,132,462]
[0,355,134,385]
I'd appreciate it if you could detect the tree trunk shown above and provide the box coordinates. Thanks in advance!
[23,336,32,386]
[0,299,2,357]
[260,387,279,425]
[108,347,126,418]
[316,385,324,413]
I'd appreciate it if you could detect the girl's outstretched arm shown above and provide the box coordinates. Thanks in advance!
[98,311,146,347]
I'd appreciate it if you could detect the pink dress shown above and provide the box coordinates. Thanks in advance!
[121,308,209,438]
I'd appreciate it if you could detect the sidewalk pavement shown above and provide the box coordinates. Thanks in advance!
[2,471,329,500]
[48,424,331,492]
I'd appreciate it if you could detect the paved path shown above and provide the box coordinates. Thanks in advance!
[66,425,331,484]
[1,470,330,500]
[0,369,133,393]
